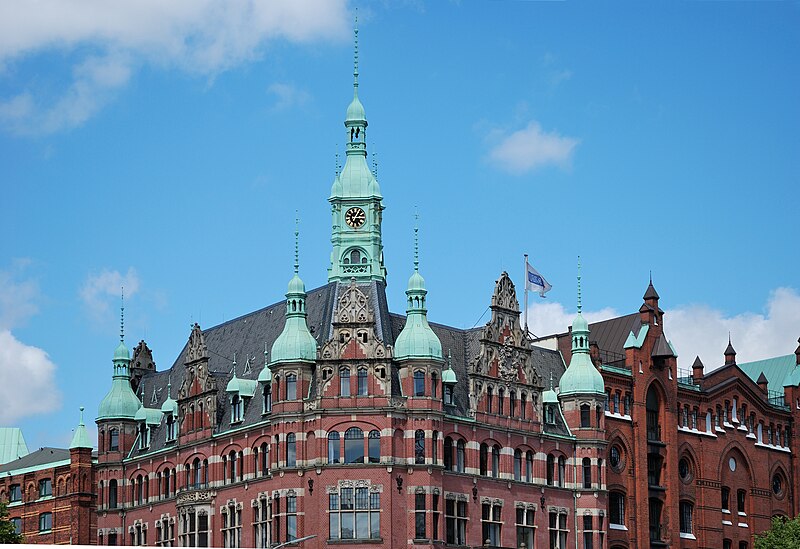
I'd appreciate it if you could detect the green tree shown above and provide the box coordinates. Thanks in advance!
[755,515,800,549]
[0,500,24,543]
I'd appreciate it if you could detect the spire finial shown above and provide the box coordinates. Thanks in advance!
[353,10,359,94]
[294,211,300,274]
[79,406,85,426]
[167,375,172,398]
[549,371,554,390]
[413,210,420,272]
[232,352,237,377]
[335,151,340,176]
[649,270,653,285]
[577,256,582,314]
[264,342,269,365]
[120,286,125,342]
[372,151,377,176]
[447,348,452,369]
[728,331,732,345]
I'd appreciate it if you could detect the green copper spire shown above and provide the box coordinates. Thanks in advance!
[271,220,318,365]
[559,257,604,397]
[442,349,457,384]
[161,376,178,416]
[395,217,443,361]
[97,296,142,421]
[69,407,93,449]
[258,341,273,383]
[329,17,386,284]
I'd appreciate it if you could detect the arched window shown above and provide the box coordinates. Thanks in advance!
[229,451,237,483]
[193,457,202,487]
[415,430,425,464]
[163,469,171,498]
[558,456,566,487]
[520,393,527,419]
[231,394,243,422]
[286,374,297,401]
[344,427,364,464]
[368,430,380,463]
[328,432,340,464]
[547,454,555,485]
[357,368,368,396]
[350,249,361,264]
[136,474,143,505]
[491,445,500,478]
[525,451,533,483]
[444,437,454,470]
[480,443,489,476]
[456,440,466,473]
[498,388,505,415]
[286,434,297,467]
[431,372,438,398]
[260,442,269,475]
[513,449,522,481]
[340,368,351,397]
[487,387,494,413]
[510,391,516,417]
[583,458,592,488]
[166,414,176,441]
[414,371,425,397]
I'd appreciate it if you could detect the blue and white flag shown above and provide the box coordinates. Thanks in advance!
[525,261,552,297]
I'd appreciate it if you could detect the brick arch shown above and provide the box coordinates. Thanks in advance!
[250,434,271,449]
[218,443,243,456]
[717,441,754,483]
[156,461,177,474]
[325,419,382,434]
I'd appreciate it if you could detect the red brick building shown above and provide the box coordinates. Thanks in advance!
[92,25,609,549]
[0,411,96,544]
[542,281,800,549]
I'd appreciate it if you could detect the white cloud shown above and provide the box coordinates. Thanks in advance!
[268,82,311,112]
[666,287,800,371]
[0,330,61,423]
[487,121,579,174]
[525,301,618,340]
[80,267,141,322]
[525,287,800,373]
[0,0,350,134]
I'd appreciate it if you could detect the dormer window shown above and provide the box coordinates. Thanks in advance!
[444,385,454,406]
[166,415,177,441]
[262,384,272,413]
[546,405,556,424]
[231,394,243,423]
[138,423,150,450]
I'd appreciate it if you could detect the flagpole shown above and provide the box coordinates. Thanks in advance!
[523,253,529,336]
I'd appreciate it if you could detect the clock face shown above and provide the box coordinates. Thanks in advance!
[344,207,366,229]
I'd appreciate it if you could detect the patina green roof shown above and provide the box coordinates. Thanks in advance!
[160,382,178,416]
[739,354,797,393]
[69,407,93,449]
[134,404,163,425]
[442,351,458,384]
[394,226,442,362]
[225,370,258,398]
[97,334,142,421]
[0,428,29,465]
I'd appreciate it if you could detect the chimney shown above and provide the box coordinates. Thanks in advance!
[589,341,601,367]
[795,337,800,365]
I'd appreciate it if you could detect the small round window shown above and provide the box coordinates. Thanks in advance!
[609,445,623,471]
[729,457,737,472]
[678,457,691,482]
[773,474,784,496]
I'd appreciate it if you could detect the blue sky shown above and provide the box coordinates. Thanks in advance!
[1,1,798,450]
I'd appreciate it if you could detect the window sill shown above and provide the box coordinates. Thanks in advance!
[738,523,749,528]
[680,533,696,540]
[36,495,54,502]
[609,524,627,531]
[722,520,732,526]
[38,530,52,535]
[327,538,383,544]
[8,501,22,507]
[413,539,431,544]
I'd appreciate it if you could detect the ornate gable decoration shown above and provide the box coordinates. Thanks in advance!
[336,280,372,324]
[131,340,156,371]
[469,272,539,387]
[185,323,208,363]
[319,280,390,362]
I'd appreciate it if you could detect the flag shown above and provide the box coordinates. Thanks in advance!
[525,261,552,297]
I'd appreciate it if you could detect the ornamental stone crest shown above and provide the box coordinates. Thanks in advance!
[185,323,208,363]
[336,280,371,324]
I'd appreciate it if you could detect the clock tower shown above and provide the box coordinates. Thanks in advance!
[328,22,387,284]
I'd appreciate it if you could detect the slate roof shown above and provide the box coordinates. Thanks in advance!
[126,281,572,459]
[0,447,70,474]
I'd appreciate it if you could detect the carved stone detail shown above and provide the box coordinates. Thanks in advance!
[185,323,208,363]
[176,489,213,506]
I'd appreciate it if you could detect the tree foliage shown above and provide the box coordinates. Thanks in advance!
[755,515,800,549]
[0,500,24,543]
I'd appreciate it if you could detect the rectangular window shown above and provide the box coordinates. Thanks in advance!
[110,429,119,451]
[11,517,21,535]
[432,493,440,541]
[580,405,590,427]
[516,507,535,549]
[286,375,297,401]
[38,479,52,498]
[481,503,501,547]
[737,489,746,514]
[444,385,453,405]
[329,487,379,540]
[680,502,693,534]
[9,484,21,502]
[253,497,271,549]
[357,369,368,396]
[610,492,624,526]
[39,512,52,532]
[721,487,730,512]
[287,495,297,542]
[340,369,350,397]
[445,499,467,545]
[415,493,426,539]
[583,515,593,549]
